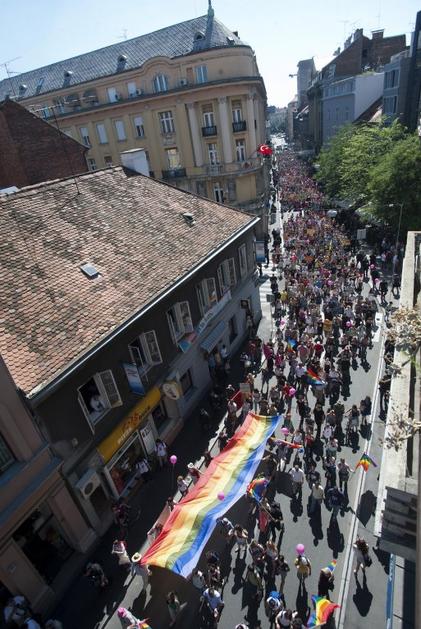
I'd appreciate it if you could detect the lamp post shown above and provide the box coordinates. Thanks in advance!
[388,203,404,251]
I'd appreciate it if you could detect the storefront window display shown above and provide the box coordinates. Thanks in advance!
[106,433,144,497]
[13,504,73,584]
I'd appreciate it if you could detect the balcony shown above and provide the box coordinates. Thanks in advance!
[206,164,223,175]
[232,120,247,132]
[162,168,187,179]
[202,125,217,137]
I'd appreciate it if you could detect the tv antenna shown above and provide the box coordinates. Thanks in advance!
[0,57,22,97]
[118,29,128,40]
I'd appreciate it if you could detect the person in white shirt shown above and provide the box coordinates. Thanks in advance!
[201,587,224,621]
[289,465,305,498]
[309,481,324,515]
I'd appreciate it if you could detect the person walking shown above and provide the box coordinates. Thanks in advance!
[131,553,152,592]
[353,537,371,577]
[117,608,144,628]
[289,464,305,500]
[278,555,290,593]
[337,458,352,493]
[166,591,181,627]
[318,567,334,598]
[155,439,168,467]
[294,554,311,588]
[309,480,324,516]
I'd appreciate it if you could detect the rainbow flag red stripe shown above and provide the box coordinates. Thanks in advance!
[247,477,269,503]
[307,596,340,627]
[306,367,325,385]
[141,412,281,577]
[355,452,377,472]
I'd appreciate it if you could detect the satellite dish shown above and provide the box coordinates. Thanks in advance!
[162,382,181,400]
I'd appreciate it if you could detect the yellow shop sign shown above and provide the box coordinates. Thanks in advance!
[97,387,161,463]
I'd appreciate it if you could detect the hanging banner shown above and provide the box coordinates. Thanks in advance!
[255,241,266,263]
[122,362,145,396]
[141,412,282,577]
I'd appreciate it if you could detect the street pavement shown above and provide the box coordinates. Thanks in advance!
[53,212,396,629]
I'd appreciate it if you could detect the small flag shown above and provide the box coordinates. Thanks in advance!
[306,367,326,386]
[355,453,377,472]
[324,559,337,573]
[307,596,340,627]
[138,621,151,629]
[247,477,269,502]
[258,143,273,156]
[287,338,297,351]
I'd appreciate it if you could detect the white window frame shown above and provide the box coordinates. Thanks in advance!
[213,183,224,204]
[235,139,246,162]
[159,111,175,134]
[127,81,137,97]
[107,87,119,102]
[104,155,113,167]
[238,244,248,278]
[217,258,236,294]
[133,115,145,138]
[78,370,122,427]
[232,106,243,123]
[96,123,108,144]
[195,65,208,84]
[153,74,168,93]
[114,119,126,141]
[87,158,97,171]
[79,127,91,147]
[165,148,181,169]
[128,330,162,373]
[196,278,218,315]
[208,143,218,165]
[203,109,215,127]
[167,301,193,343]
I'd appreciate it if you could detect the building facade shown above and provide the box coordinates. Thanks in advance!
[382,50,411,123]
[322,72,384,144]
[0,357,94,613]
[0,100,87,189]
[405,10,421,134]
[0,168,261,581]
[0,8,268,217]
[296,58,316,109]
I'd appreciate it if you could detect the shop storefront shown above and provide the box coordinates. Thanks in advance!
[97,386,161,498]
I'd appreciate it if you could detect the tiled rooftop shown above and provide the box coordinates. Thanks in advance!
[0,15,246,101]
[0,168,255,394]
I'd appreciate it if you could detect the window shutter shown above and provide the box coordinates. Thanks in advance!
[196,283,206,315]
[217,265,226,294]
[98,371,122,408]
[206,278,217,305]
[179,301,193,333]
[144,331,162,364]
[228,258,237,286]
[78,391,92,422]
[129,344,145,368]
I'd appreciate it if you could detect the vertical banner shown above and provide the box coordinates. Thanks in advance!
[122,362,145,395]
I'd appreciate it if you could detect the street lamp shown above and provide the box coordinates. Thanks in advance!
[388,203,404,251]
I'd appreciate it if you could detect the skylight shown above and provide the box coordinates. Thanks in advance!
[80,263,100,279]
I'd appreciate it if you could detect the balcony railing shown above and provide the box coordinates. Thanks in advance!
[232,120,247,132]
[204,157,262,177]
[162,168,187,179]
[202,125,217,137]
[206,164,223,175]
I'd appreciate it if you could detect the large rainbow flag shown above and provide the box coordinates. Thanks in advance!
[307,596,340,627]
[355,452,377,472]
[141,412,281,577]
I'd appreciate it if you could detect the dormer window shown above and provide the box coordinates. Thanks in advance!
[153,74,168,93]
[195,31,205,41]
[64,70,73,78]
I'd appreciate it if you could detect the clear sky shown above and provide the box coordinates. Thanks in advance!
[0,0,418,107]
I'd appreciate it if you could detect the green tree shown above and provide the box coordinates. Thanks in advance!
[338,120,406,204]
[368,134,421,232]
[316,124,356,198]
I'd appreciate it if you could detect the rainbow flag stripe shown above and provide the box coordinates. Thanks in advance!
[287,338,297,351]
[141,412,282,577]
[247,477,269,503]
[325,559,337,573]
[307,596,340,627]
[139,622,151,629]
[356,452,377,472]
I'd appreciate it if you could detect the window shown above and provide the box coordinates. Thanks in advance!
[180,369,193,395]
[114,119,126,141]
[153,74,168,93]
[96,123,108,144]
[235,139,246,162]
[127,81,137,97]
[107,87,119,102]
[104,155,113,167]
[385,70,399,89]
[167,301,193,342]
[195,65,208,84]
[196,278,218,315]
[88,158,97,171]
[79,126,91,147]
[383,96,397,114]
[196,181,206,196]
[78,371,122,426]
[232,101,243,123]
[238,244,247,278]
[208,143,219,164]
[53,97,66,114]
[0,434,14,475]
[159,111,175,134]
[203,110,215,127]
[213,183,224,204]
[133,115,145,138]
[129,330,162,373]
[217,258,236,294]
[165,148,181,169]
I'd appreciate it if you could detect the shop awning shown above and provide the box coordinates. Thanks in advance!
[200,320,227,353]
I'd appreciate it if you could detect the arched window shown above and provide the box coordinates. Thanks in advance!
[153,74,168,93]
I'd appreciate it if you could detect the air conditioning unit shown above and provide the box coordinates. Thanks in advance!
[179,78,188,86]
[76,469,101,499]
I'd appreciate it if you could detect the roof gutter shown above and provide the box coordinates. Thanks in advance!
[29,215,260,404]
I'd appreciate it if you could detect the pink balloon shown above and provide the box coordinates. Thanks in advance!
[281,427,290,435]
[217,492,225,501]
[169,455,177,465]
[288,387,296,397]
[327,280,333,286]
[346,321,352,328]
[370,264,375,269]
[296,543,305,555]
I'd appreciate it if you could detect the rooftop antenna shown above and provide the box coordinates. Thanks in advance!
[339,20,349,41]
[0,57,22,97]
[376,0,382,29]
[118,29,128,41]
